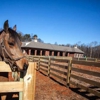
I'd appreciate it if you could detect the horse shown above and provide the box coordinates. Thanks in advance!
[0,20,29,100]
[0,20,29,71]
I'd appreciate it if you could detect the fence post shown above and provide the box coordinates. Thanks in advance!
[48,56,51,77]
[19,72,23,100]
[37,57,40,71]
[33,56,34,62]
[78,57,79,61]
[67,60,72,87]
[23,62,36,100]
[95,58,97,62]
[86,57,87,61]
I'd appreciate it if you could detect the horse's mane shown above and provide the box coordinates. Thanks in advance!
[0,30,4,35]
[0,28,21,41]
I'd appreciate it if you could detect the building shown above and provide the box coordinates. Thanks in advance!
[21,36,84,58]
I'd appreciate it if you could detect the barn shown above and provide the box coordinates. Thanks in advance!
[21,36,84,58]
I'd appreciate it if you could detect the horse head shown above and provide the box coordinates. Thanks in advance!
[0,20,29,72]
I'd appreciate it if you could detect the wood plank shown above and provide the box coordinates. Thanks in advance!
[33,63,36,100]
[51,57,72,61]
[33,59,38,62]
[51,63,68,68]
[87,58,96,61]
[40,67,48,73]
[19,74,23,100]
[40,63,48,68]
[73,58,97,62]
[50,68,67,75]
[33,56,40,58]
[70,80,100,97]
[40,57,48,60]
[40,60,48,64]
[72,60,100,67]
[67,61,72,87]
[40,59,48,64]
[48,57,51,76]
[33,56,72,60]
[37,57,40,70]
[27,56,33,61]
[71,74,100,88]
[51,59,69,63]
[78,58,86,61]
[0,82,23,93]
[73,58,79,60]
[32,56,72,62]
[50,72,66,81]
[23,62,36,100]
[0,61,12,72]
[72,67,100,77]
[33,58,38,60]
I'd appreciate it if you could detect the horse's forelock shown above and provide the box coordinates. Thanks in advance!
[8,28,21,42]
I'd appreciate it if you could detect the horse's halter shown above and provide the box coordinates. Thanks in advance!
[0,34,25,71]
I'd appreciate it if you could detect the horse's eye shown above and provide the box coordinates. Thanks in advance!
[8,42,14,46]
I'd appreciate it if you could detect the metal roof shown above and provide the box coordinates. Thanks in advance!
[21,41,84,53]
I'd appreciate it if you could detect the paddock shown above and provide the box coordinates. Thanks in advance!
[0,56,100,100]
[27,55,100,99]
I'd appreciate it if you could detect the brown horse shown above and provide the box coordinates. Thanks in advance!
[0,20,29,71]
[0,20,29,100]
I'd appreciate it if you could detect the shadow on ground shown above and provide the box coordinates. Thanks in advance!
[70,87,100,100]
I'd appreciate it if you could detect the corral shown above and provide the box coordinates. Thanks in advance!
[0,56,100,100]
[27,55,100,100]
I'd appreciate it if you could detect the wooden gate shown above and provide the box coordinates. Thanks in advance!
[0,61,36,100]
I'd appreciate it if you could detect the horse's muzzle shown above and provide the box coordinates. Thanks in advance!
[23,63,29,70]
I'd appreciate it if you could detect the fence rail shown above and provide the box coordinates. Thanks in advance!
[73,57,99,62]
[0,61,36,100]
[27,55,100,97]
[27,55,100,62]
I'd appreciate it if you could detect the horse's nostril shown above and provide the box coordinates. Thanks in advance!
[23,63,28,70]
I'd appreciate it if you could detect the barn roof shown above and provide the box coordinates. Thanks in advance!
[21,41,84,53]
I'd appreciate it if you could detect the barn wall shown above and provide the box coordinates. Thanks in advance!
[22,48,83,58]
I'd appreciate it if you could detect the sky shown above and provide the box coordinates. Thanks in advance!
[0,0,100,45]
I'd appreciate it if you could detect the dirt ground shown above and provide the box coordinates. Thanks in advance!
[35,71,100,100]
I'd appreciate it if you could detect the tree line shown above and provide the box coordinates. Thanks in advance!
[18,33,44,43]
[77,42,100,59]
[58,41,100,59]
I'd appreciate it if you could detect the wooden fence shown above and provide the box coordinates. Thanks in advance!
[27,55,100,97]
[73,57,100,62]
[0,61,36,100]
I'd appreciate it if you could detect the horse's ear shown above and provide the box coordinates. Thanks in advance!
[13,25,16,31]
[3,20,9,33]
